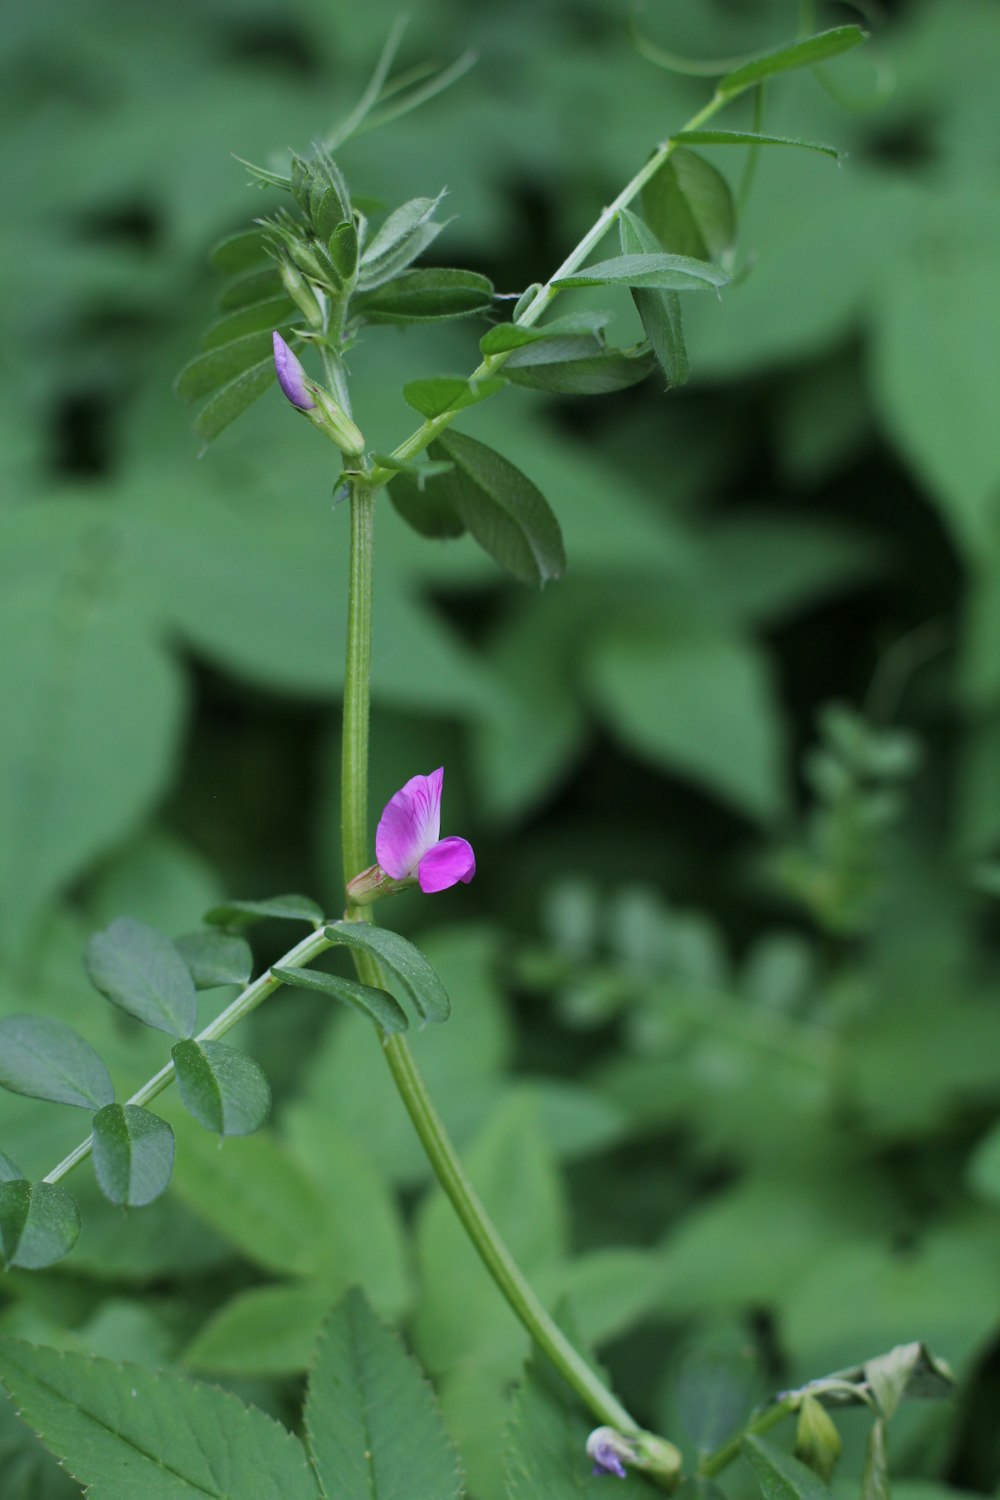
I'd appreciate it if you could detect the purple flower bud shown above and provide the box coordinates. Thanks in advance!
[272,331,316,411]
[586,1428,633,1480]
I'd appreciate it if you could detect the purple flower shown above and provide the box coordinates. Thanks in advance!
[586,1428,632,1480]
[272,331,316,411]
[376,768,476,895]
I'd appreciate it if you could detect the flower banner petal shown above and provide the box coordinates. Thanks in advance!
[376,768,444,880]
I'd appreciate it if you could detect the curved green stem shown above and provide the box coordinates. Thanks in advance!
[337,473,638,1431]
[698,1396,799,1478]
[42,926,332,1187]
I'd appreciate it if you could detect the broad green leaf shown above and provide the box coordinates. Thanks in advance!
[480,311,611,355]
[0,1016,114,1109]
[504,1334,609,1498]
[743,1434,833,1500]
[0,1181,80,1269]
[717,26,866,97]
[192,359,278,445]
[305,1288,463,1500]
[389,472,465,540]
[430,429,566,588]
[170,1120,334,1279]
[403,376,505,419]
[586,623,785,821]
[219,266,285,311]
[205,893,324,929]
[503,338,655,395]
[85,917,197,1038]
[619,210,689,387]
[176,330,278,403]
[354,267,493,322]
[554,252,729,293]
[325,922,451,1023]
[675,130,840,161]
[174,928,253,989]
[210,228,270,274]
[642,148,735,260]
[0,1337,321,1499]
[200,296,297,350]
[172,1039,271,1136]
[184,1283,336,1376]
[92,1104,175,1208]
[271,964,408,1033]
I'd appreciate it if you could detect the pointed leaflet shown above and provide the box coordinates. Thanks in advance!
[325,922,451,1023]
[503,338,655,396]
[270,965,409,1034]
[619,210,688,388]
[642,148,735,261]
[428,430,565,588]
[85,918,197,1038]
[210,227,271,275]
[389,471,465,540]
[0,1338,321,1500]
[353,268,493,322]
[357,193,447,289]
[174,928,253,989]
[0,1182,80,1270]
[554,252,729,293]
[480,310,611,355]
[0,1015,114,1109]
[205,893,324,929]
[172,1039,271,1136]
[743,1435,833,1500]
[305,1288,462,1500]
[92,1105,175,1208]
[675,130,840,161]
[403,377,505,419]
[717,26,867,98]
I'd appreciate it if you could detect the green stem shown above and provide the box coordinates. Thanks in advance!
[698,1396,799,1478]
[367,89,728,489]
[42,926,332,1188]
[337,474,638,1432]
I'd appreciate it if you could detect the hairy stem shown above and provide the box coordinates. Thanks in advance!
[43,926,332,1187]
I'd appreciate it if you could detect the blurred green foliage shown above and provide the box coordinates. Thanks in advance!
[2,0,1000,1494]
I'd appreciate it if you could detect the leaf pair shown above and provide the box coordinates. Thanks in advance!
[274,920,452,1031]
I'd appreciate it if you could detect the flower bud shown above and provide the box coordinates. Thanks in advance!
[794,1395,842,1483]
[278,259,323,327]
[307,386,366,459]
[272,332,315,411]
[631,1430,683,1490]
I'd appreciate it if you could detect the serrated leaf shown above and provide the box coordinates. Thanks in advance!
[185,1283,336,1377]
[389,473,466,540]
[430,429,566,588]
[354,267,493,322]
[0,1181,80,1270]
[504,1329,609,1498]
[176,330,279,403]
[172,1040,271,1136]
[305,1288,463,1500]
[403,377,505,419]
[85,917,197,1037]
[480,311,611,355]
[642,148,735,261]
[205,893,324,929]
[504,338,655,395]
[174,928,253,989]
[554,252,729,293]
[271,964,408,1033]
[193,359,277,444]
[743,1434,833,1500]
[210,228,271,274]
[0,1337,322,1499]
[717,25,866,97]
[219,266,285,311]
[92,1104,175,1208]
[200,296,297,350]
[619,210,688,387]
[324,922,451,1024]
[0,1015,114,1109]
[675,130,840,160]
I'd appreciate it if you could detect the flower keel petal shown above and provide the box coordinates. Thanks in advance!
[417,836,476,894]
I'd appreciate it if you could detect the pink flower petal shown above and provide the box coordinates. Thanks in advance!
[375,768,444,880]
[417,837,476,894]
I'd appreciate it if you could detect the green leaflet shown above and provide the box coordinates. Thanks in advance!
[205,893,325,929]
[0,1015,114,1110]
[554,251,729,293]
[0,1181,80,1271]
[324,922,452,1023]
[92,1104,175,1208]
[717,25,867,98]
[743,1435,834,1500]
[270,964,409,1034]
[85,918,197,1038]
[172,1039,272,1136]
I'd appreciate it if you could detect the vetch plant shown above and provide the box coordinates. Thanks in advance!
[0,17,958,1498]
